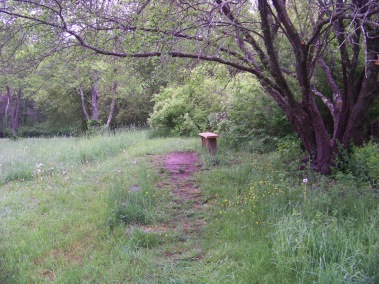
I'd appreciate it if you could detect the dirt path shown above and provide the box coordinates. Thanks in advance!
[150,151,206,261]
[164,152,205,234]
[164,151,202,204]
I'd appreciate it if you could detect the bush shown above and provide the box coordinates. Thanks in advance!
[148,64,228,136]
[214,74,294,152]
[337,142,379,187]
[17,123,80,137]
[149,66,294,146]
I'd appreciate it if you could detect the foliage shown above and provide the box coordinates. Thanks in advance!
[335,142,379,187]
[0,50,179,136]
[149,67,294,146]
[212,74,294,152]
[148,64,229,136]
[18,0,379,173]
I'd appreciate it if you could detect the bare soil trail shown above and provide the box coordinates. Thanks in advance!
[164,152,202,203]
[149,151,207,261]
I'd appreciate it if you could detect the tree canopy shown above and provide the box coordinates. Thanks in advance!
[1,0,379,173]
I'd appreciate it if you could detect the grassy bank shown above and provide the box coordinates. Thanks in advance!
[0,130,378,283]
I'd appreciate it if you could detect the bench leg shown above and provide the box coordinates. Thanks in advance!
[207,138,217,155]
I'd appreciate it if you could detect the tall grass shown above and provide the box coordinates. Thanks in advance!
[1,131,377,283]
[0,129,197,184]
[199,147,379,283]
[0,128,146,183]
[107,165,157,229]
[0,129,198,283]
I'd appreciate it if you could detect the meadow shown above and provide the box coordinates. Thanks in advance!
[0,129,378,283]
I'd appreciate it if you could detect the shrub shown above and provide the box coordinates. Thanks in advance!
[148,64,228,136]
[341,142,379,187]
[213,74,294,152]
[149,66,294,147]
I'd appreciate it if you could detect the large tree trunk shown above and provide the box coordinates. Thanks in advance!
[257,0,379,174]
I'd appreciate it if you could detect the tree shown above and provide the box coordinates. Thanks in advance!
[1,0,378,173]
[0,23,38,137]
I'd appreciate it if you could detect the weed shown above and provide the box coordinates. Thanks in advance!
[128,228,162,249]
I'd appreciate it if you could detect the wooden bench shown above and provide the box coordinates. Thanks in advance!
[199,132,219,155]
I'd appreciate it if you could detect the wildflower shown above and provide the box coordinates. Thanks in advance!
[303,178,308,201]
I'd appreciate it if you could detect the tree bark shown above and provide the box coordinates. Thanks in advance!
[106,80,117,128]
[90,69,100,127]
[10,89,21,136]
[4,86,11,125]
[77,84,90,122]
[5,86,21,137]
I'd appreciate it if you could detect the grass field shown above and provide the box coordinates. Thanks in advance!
[0,129,378,283]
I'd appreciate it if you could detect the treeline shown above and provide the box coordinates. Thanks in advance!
[0,49,184,137]
[0,53,291,152]
[1,53,378,154]
[1,0,378,173]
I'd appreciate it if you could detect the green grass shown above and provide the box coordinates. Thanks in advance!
[0,130,378,283]
[198,148,379,283]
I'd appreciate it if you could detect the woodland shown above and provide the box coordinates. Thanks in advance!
[1,0,379,174]
[1,1,379,282]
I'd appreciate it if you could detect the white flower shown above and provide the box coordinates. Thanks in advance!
[303,178,308,184]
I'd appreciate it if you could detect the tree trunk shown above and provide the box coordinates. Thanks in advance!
[4,86,11,124]
[90,69,100,127]
[273,93,334,174]
[106,80,117,128]
[5,86,21,137]
[10,89,21,136]
[77,84,90,122]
